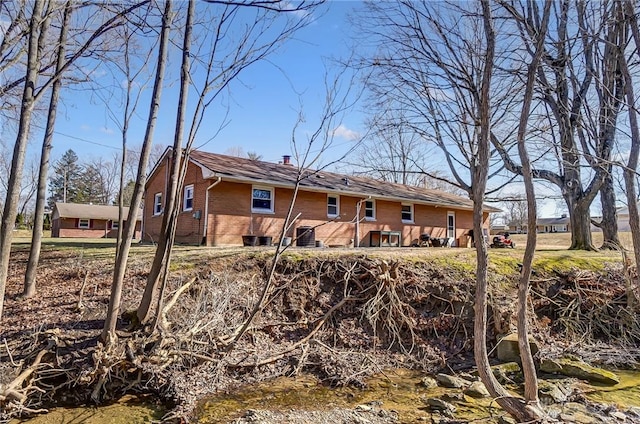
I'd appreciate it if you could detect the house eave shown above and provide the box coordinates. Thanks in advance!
[206,174,496,213]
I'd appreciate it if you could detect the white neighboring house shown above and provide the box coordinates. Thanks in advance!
[616,202,640,232]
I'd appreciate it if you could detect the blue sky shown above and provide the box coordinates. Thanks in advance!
[46,1,365,166]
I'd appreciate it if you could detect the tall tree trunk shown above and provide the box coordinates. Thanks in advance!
[622,0,640,306]
[137,0,194,325]
[568,197,597,250]
[599,174,621,250]
[23,1,72,298]
[596,7,625,251]
[103,0,172,343]
[0,0,45,319]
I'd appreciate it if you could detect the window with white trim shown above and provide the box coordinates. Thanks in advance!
[111,221,119,230]
[401,203,413,223]
[78,218,90,229]
[183,184,194,211]
[252,186,274,213]
[327,195,339,217]
[364,200,375,220]
[153,193,162,215]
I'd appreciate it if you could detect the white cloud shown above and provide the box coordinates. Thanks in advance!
[80,125,91,131]
[333,124,360,141]
[100,127,114,135]
[282,1,313,21]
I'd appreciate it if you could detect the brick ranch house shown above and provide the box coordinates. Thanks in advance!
[142,150,498,247]
[52,202,142,239]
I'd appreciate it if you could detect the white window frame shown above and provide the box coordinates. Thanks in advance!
[183,184,194,211]
[78,218,90,229]
[447,211,456,238]
[327,195,339,218]
[252,186,274,214]
[401,203,414,223]
[111,220,119,230]
[153,193,163,215]
[364,200,376,221]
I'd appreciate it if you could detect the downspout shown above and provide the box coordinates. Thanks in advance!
[354,196,371,248]
[203,177,222,245]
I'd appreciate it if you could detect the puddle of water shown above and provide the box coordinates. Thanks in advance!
[196,369,503,423]
[11,395,164,424]
[12,369,640,423]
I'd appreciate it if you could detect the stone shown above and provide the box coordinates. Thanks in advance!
[463,380,490,398]
[425,397,456,414]
[435,373,468,388]
[611,411,627,421]
[538,380,571,404]
[540,358,619,385]
[495,333,539,363]
[420,376,438,389]
[491,362,523,384]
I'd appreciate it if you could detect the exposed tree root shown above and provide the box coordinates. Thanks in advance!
[2,254,638,423]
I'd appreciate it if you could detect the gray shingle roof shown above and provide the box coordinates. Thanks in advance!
[54,203,141,221]
[188,150,499,212]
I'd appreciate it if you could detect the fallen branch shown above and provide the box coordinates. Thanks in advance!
[0,348,49,404]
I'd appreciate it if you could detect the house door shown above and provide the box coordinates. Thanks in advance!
[447,212,455,238]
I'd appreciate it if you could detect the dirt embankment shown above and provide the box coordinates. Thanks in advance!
[0,248,637,422]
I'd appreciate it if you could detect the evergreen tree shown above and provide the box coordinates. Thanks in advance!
[47,149,82,207]
[120,180,135,207]
[77,163,109,204]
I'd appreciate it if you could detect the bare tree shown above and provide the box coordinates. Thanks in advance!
[0,0,46,319]
[493,1,620,251]
[102,0,172,344]
[501,194,528,232]
[229,65,365,347]
[0,0,152,319]
[23,1,72,298]
[348,110,431,186]
[621,0,640,303]
[358,1,550,420]
[137,0,322,326]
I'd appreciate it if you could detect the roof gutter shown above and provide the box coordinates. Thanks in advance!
[203,177,222,244]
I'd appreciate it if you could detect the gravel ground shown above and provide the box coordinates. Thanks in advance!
[231,404,399,424]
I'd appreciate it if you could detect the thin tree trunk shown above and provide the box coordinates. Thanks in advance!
[137,0,194,325]
[102,0,173,343]
[0,0,45,319]
[513,0,551,414]
[24,1,72,298]
[473,2,545,421]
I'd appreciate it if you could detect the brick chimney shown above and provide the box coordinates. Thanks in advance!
[282,155,291,165]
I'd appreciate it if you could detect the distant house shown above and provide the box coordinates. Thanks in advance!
[512,214,570,233]
[51,203,141,238]
[536,215,570,233]
[617,203,640,231]
[142,149,500,247]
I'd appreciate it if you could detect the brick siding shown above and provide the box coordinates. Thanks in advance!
[143,159,490,247]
